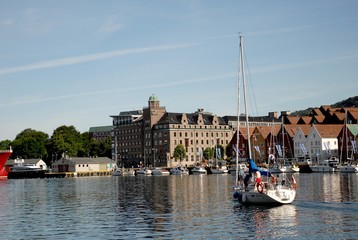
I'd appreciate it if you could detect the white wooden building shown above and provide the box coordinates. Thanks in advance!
[52,157,116,173]
[293,124,342,161]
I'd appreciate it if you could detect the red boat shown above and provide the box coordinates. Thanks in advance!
[0,149,13,177]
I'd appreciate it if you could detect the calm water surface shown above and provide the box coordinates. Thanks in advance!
[0,173,357,239]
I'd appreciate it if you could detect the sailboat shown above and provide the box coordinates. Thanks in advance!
[340,112,358,173]
[233,35,296,205]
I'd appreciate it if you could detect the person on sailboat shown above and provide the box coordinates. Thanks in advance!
[254,170,262,191]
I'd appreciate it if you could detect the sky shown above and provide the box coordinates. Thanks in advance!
[1,1,358,141]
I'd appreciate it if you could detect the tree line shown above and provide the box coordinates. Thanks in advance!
[0,125,112,166]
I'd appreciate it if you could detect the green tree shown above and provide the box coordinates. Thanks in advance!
[203,147,214,160]
[98,136,112,158]
[11,128,49,159]
[48,125,82,157]
[0,140,11,150]
[173,144,186,162]
[225,144,232,159]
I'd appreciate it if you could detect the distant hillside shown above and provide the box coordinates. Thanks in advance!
[291,96,358,116]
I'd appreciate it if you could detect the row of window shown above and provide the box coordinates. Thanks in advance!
[173,131,229,138]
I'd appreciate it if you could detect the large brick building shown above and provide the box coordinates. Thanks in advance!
[110,94,281,168]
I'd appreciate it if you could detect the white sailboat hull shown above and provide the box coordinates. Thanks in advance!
[241,188,296,205]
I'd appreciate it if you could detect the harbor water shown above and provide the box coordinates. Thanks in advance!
[0,173,357,239]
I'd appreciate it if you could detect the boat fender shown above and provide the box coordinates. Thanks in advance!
[257,183,264,193]
[291,175,297,190]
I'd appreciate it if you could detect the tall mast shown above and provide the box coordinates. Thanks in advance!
[235,34,242,184]
[240,35,252,159]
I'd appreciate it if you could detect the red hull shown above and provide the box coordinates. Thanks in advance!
[0,150,12,177]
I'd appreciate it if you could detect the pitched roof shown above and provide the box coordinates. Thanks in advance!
[299,116,311,124]
[312,115,325,124]
[255,126,272,139]
[238,127,255,140]
[313,124,343,138]
[157,112,227,125]
[284,116,300,124]
[89,126,114,133]
[284,125,311,137]
[59,157,114,164]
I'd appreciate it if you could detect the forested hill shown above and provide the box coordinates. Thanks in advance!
[291,96,358,116]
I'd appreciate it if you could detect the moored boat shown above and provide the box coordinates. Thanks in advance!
[191,166,207,175]
[0,149,13,177]
[311,157,340,173]
[340,163,358,173]
[151,167,170,176]
[170,166,189,175]
[7,159,46,179]
[136,168,153,175]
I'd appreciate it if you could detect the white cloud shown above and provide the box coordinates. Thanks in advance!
[0,43,196,75]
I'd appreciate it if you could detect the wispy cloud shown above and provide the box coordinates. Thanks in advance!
[0,73,233,108]
[0,43,195,75]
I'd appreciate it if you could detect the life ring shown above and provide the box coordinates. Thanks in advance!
[269,154,275,161]
[257,183,264,193]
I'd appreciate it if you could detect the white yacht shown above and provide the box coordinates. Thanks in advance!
[340,163,358,173]
[151,167,170,176]
[311,157,339,172]
[136,168,152,175]
[170,166,189,175]
[191,166,207,175]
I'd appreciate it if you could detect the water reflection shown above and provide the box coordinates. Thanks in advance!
[0,173,357,239]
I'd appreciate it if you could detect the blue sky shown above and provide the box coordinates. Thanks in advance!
[1,1,357,141]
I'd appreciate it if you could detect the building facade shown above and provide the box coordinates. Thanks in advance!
[110,94,281,168]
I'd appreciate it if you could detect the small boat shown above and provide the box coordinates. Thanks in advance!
[311,157,340,172]
[170,166,189,175]
[210,166,229,174]
[136,168,152,175]
[111,169,122,176]
[122,168,136,176]
[7,160,46,179]
[340,163,358,173]
[151,167,170,176]
[268,163,286,174]
[111,164,122,176]
[296,157,313,173]
[234,159,297,205]
[191,166,207,175]
[284,163,300,173]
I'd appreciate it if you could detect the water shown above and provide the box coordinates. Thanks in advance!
[0,173,357,239]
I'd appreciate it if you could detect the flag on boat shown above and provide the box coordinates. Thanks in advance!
[323,142,331,154]
[233,145,242,156]
[351,140,357,154]
[275,144,283,157]
[299,143,308,155]
[254,146,261,156]
[216,148,221,159]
